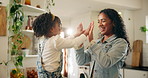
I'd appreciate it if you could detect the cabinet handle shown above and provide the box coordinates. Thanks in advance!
[143,74,146,76]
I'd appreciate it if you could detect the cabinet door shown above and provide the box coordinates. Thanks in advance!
[120,69,124,78]
[124,69,148,78]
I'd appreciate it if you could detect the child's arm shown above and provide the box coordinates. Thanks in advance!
[55,34,87,50]
[64,23,84,39]
[55,24,92,50]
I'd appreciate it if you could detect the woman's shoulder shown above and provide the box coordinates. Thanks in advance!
[114,38,128,44]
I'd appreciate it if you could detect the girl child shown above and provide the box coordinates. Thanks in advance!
[32,12,92,78]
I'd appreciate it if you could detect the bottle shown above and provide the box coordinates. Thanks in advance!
[25,16,32,30]
[25,0,31,5]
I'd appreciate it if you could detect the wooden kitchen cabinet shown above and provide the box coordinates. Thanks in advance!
[124,69,148,78]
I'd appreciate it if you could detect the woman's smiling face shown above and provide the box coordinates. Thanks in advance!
[98,13,114,36]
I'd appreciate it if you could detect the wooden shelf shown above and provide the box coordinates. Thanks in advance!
[22,5,47,13]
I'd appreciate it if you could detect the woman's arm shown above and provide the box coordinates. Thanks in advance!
[88,38,128,68]
[75,47,91,65]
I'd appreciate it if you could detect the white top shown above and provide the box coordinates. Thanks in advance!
[40,34,87,72]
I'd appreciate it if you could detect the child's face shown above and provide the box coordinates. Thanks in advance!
[51,23,61,35]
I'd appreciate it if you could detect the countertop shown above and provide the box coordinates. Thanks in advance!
[123,65,148,71]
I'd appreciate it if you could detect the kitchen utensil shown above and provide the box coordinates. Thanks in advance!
[132,40,143,67]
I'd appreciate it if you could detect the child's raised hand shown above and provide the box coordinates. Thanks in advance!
[74,23,85,37]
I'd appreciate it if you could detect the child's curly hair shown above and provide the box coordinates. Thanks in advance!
[32,13,61,37]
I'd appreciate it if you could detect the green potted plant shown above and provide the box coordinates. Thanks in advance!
[140,26,148,32]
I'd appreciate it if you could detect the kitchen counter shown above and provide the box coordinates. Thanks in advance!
[123,65,148,71]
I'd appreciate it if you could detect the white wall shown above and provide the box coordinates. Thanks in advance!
[93,0,141,9]
[0,37,8,78]
[0,0,9,78]
[121,10,134,65]
[123,0,148,66]
[0,0,9,6]
[133,0,148,66]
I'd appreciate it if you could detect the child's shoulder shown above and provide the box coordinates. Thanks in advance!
[50,34,61,40]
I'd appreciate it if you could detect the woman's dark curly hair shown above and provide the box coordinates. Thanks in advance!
[99,8,130,52]
[32,13,61,37]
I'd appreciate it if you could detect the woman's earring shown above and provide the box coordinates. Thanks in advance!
[113,23,115,27]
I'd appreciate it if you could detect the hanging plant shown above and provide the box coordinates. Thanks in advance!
[9,0,25,78]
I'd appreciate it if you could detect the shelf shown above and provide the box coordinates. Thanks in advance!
[22,30,34,36]
[22,30,34,33]
[22,5,47,13]
[25,55,38,57]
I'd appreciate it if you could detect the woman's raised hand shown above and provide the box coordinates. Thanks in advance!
[83,22,92,36]
[88,22,94,42]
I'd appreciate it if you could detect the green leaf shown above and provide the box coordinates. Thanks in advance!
[53,3,55,6]
[10,4,22,15]
[10,6,17,14]
[11,49,18,55]
[16,21,23,26]
[17,40,23,44]
[21,75,25,78]
[4,62,9,66]
[20,16,24,21]
[15,62,19,67]
[18,62,23,66]
[16,56,23,62]
[12,44,17,49]
[140,26,148,32]
[15,56,23,67]
[12,69,17,74]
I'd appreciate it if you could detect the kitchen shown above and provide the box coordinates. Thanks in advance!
[0,0,148,78]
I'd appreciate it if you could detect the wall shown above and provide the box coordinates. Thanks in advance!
[133,0,148,66]
[121,10,134,65]
[0,0,9,78]
[93,0,141,9]
[0,0,9,6]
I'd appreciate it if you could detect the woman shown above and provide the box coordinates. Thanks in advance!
[75,8,130,78]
